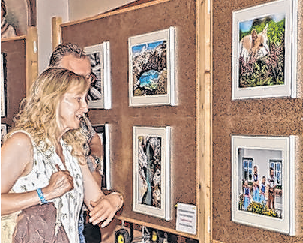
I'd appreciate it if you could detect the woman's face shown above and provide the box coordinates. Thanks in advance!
[57,86,88,133]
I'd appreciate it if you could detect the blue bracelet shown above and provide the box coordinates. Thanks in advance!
[36,188,49,204]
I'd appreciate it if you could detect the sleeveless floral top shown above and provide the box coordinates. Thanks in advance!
[10,131,84,243]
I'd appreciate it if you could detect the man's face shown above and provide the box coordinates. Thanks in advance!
[60,54,92,85]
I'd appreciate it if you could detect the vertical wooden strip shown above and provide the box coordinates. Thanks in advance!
[26,26,38,97]
[196,0,212,242]
[52,16,62,51]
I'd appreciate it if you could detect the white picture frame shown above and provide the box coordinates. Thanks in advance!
[128,27,177,107]
[84,42,112,109]
[93,123,111,190]
[133,126,171,220]
[1,53,6,117]
[1,123,7,145]
[232,0,298,100]
[232,135,296,235]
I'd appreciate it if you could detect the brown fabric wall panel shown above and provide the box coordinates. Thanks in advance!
[1,39,26,127]
[62,0,196,229]
[213,0,303,242]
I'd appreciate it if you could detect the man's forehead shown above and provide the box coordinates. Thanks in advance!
[60,55,91,76]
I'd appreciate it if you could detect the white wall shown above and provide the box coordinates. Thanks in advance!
[37,0,69,73]
[68,0,136,21]
[37,0,136,73]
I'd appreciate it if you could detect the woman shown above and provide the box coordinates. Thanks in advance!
[1,68,120,242]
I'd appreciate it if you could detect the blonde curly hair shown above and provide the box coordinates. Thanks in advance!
[9,68,89,160]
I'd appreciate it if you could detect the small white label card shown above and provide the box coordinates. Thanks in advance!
[176,203,197,235]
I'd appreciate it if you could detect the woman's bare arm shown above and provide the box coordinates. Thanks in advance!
[80,160,104,208]
[1,133,39,214]
[80,160,123,226]
[1,132,74,215]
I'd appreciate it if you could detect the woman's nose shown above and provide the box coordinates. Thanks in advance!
[81,100,88,113]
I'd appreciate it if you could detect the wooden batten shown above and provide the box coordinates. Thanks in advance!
[26,26,38,97]
[116,215,199,239]
[196,0,212,242]
[52,17,62,50]
[1,35,26,42]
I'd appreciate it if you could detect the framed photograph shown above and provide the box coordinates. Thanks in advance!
[133,126,171,220]
[232,0,298,100]
[1,53,7,117]
[1,124,8,145]
[232,135,296,235]
[128,27,177,107]
[84,42,112,109]
[2,0,36,38]
[93,124,111,190]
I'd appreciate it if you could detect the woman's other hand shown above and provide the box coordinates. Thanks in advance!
[43,164,74,200]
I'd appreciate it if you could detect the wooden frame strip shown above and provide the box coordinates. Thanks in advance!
[26,26,38,97]
[116,215,199,239]
[52,17,62,51]
[196,0,212,242]
[1,35,26,42]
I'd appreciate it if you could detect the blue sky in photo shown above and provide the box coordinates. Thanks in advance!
[272,13,285,22]
[132,40,164,54]
[240,20,254,32]
[239,13,286,32]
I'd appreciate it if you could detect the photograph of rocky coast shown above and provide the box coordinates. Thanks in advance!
[131,40,167,97]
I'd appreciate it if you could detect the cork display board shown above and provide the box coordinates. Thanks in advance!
[1,37,26,127]
[212,0,303,242]
[61,0,197,230]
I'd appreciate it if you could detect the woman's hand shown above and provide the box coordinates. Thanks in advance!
[88,193,124,227]
[43,164,74,200]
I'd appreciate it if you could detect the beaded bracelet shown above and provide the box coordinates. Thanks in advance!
[36,188,49,204]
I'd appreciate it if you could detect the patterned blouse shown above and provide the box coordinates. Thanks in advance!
[11,131,84,243]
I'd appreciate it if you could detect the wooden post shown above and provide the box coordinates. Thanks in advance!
[26,26,38,97]
[52,16,62,51]
[196,0,212,242]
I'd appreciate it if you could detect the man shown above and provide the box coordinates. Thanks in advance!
[267,167,276,210]
[49,43,123,242]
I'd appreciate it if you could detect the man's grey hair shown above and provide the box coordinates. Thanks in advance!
[49,43,87,67]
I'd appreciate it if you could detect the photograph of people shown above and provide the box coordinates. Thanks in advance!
[237,148,283,219]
